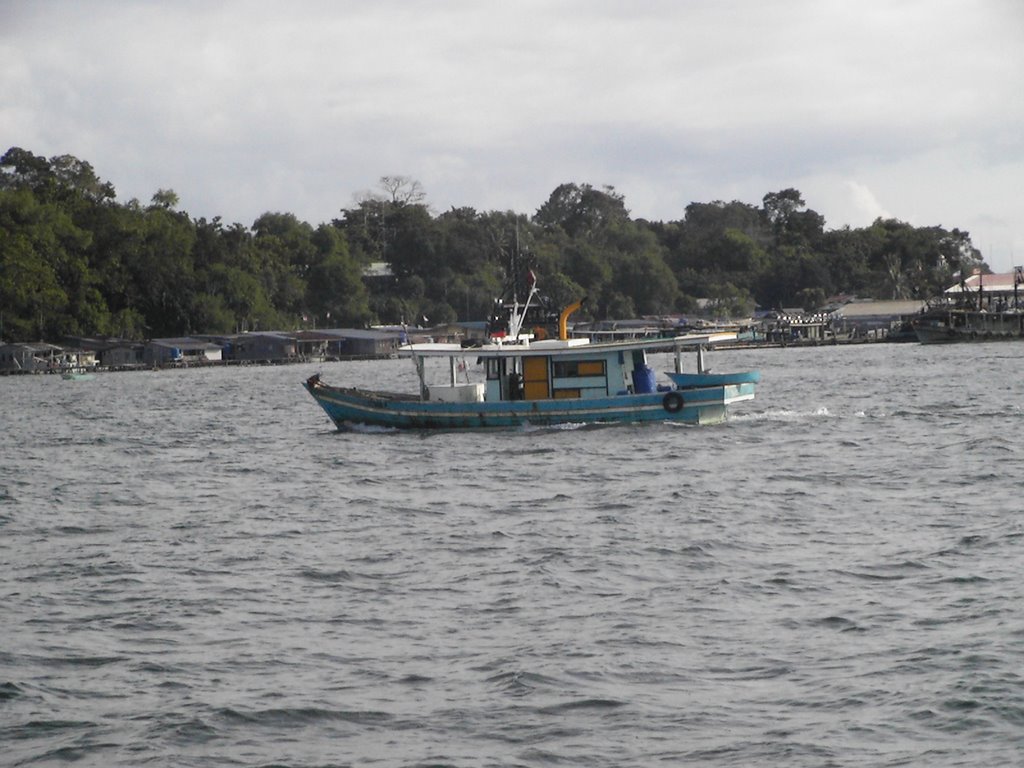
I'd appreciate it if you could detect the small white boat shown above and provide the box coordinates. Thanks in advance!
[61,370,96,381]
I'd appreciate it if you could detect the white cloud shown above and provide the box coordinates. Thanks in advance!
[844,181,891,225]
[1,0,1022,267]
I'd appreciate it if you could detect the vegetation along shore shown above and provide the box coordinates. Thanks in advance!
[1,146,990,358]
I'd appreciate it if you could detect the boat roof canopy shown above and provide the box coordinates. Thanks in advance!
[398,332,738,358]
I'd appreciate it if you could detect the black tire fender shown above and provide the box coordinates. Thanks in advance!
[662,391,685,413]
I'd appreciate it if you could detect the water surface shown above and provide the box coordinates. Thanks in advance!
[2,343,1022,766]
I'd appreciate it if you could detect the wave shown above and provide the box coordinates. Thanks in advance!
[216,706,393,726]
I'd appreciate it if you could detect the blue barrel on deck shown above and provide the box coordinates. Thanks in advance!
[631,365,657,394]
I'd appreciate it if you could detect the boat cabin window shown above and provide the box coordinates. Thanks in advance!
[485,358,505,380]
[552,359,606,378]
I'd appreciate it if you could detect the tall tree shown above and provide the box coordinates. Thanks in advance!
[305,224,371,326]
[534,183,629,240]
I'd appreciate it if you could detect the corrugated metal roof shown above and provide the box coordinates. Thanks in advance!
[833,300,926,317]
[319,328,402,340]
[149,337,223,350]
[945,271,1023,294]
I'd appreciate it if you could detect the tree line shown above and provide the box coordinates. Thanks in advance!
[0,146,985,343]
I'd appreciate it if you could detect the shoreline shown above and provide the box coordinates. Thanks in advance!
[0,335,912,377]
[0,353,395,377]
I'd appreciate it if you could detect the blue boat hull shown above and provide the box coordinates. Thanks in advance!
[665,370,762,388]
[304,380,755,431]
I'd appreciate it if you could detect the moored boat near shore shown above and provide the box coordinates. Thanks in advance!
[913,268,1024,344]
[913,308,1024,343]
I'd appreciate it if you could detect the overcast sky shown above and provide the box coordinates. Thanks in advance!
[3,0,1022,270]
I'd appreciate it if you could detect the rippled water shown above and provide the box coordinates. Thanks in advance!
[2,343,1023,767]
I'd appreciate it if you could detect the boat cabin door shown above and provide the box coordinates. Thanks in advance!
[522,356,550,400]
[486,357,523,400]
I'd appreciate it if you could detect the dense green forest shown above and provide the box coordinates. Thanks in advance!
[0,146,986,343]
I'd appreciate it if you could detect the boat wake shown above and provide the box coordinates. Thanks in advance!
[730,406,833,423]
[339,422,399,434]
[516,420,596,433]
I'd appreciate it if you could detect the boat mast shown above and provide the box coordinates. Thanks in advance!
[506,225,538,340]
[508,276,538,340]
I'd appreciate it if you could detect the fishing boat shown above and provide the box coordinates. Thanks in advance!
[913,307,1024,343]
[914,268,1024,343]
[304,292,760,431]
